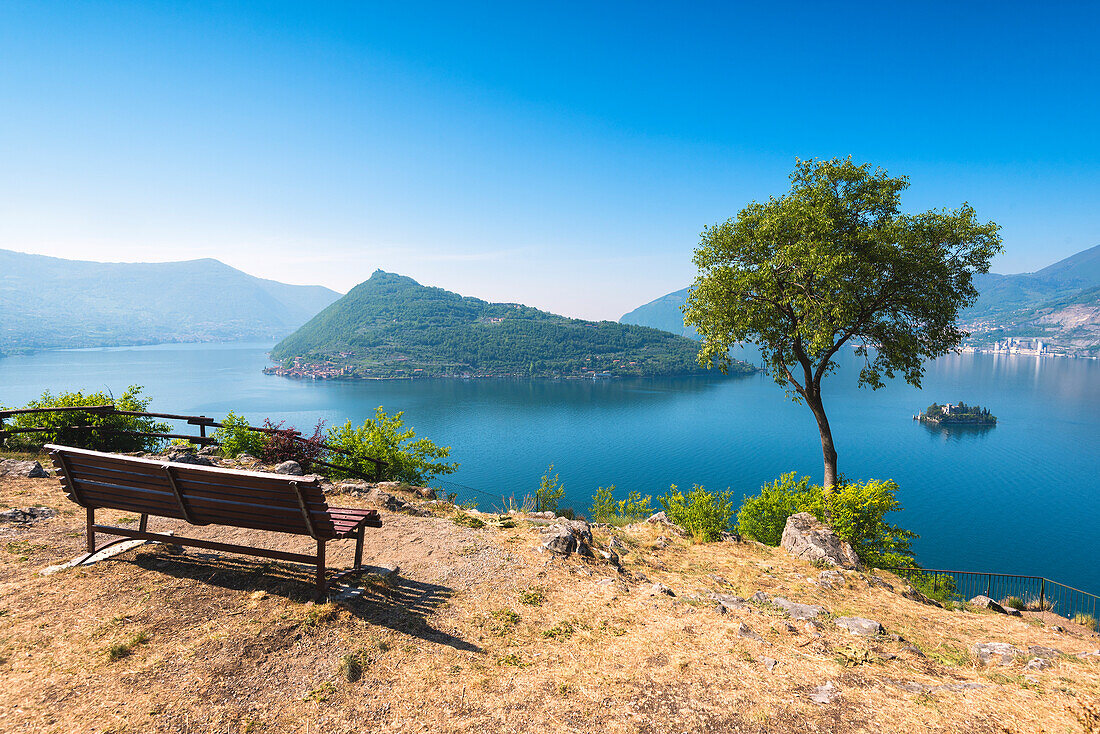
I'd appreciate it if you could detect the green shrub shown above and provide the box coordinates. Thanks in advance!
[589,485,653,525]
[213,411,269,458]
[325,407,456,484]
[820,478,915,568]
[659,484,736,543]
[907,571,958,605]
[1002,596,1026,611]
[1074,612,1098,632]
[735,472,815,545]
[4,386,170,453]
[735,474,916,568]
[535,465,566,513]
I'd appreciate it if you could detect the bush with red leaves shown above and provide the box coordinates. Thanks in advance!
[259,418,326,471]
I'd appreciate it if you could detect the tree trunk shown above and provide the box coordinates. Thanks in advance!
[805,389,839,494]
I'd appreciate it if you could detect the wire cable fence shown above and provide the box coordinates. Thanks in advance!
[883,566,1100,629]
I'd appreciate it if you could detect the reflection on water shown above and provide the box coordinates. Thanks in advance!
[1,343,1098,593]
[919,421,998,441]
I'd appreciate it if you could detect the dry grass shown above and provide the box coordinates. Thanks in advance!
[1,473,1099,733]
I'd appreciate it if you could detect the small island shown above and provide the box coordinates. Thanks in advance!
[916,402,997,425]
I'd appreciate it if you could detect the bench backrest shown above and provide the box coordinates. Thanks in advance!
[46,444,339,539]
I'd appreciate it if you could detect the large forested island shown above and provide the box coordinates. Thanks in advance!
[268,271,752,379]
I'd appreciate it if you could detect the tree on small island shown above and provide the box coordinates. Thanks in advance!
[919,402,997,425]
[684,157,1002,493]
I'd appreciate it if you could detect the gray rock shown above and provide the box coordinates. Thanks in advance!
[1051,625,1066,633]
[0,506,57,524]
[272,460,304,475]
[1027,645,1063,660]
[809,681,840,704]
[1026,657,1053,670]
[969,595,1008,614]
[197,445,221,457]
[540,520,593,557]
[412,486,436,499]
[737,622,764,642]
[749,591,770,604]
[0,459,49,478]
[868,575,894,591]
[710,593,748,612]
[818,570,846,589]
[834,616,883,636]
[720,531,742,543]
[780,513,861,570]
[164,450,214,466]
[900,585,942,607]
[973,642,1021,666]
[772,596,826,621]
[608,536,627,554]
[647,583,675,597]
[762,656,778,671]
[901,644,926,658]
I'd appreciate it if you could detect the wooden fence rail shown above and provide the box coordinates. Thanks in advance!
[0,405,385,481]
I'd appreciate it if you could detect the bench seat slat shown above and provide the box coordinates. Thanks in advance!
[67,481,337,536]
[60,458,326,509]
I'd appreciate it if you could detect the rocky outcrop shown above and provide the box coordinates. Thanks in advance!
[835,616,883,636]
[540,519,593,557]
[817,570,846,589]
[974,642,1021,666]
[780,513,861,570]
[0,506,57,524]
[771,596,826,621]
[164,450,215,466]
[272,460,304,475]
[0,459,49,478]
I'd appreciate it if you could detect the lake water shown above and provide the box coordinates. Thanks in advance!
[1,342,1098,593]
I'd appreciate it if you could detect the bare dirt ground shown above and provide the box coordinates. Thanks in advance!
[2,473,1099,733]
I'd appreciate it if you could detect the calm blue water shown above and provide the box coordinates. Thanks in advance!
[1,342,1098,592]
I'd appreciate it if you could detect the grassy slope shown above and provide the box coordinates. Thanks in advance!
[1,473,1098,733]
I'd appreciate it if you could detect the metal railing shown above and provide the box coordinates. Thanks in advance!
[0,405,385,482]
[883,566,1100,625]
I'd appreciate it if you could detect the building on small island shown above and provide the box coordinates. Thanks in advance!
[916,402,997,426]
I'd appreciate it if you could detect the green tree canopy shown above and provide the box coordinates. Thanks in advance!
[685,158,1002,489]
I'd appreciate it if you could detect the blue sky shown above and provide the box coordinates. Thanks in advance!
[1,1,1097,319]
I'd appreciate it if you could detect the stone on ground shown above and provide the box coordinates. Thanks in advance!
[780,512,861,570]
[272,460,304,475]
[0,459,49,478]
[809,681,840,704]
[834,616,883,636]
[772,596,826,621]
[974,642,1021,666]
[0,506,57,524]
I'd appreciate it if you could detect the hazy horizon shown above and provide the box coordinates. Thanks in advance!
[2,2,1097,321]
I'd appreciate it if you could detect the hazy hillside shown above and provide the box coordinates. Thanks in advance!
[271,270,751,378]
[0,250,340,354]
[620,244,1100,356]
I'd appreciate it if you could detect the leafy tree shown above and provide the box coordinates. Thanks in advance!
[326,407,456,484]
[4,386,170,452]
[685,158,1002,491]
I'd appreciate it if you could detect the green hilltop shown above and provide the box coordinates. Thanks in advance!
[270,271,751,379]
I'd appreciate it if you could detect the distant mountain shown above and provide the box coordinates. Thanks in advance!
[619,244,1100,357]
[270,271,752,378]
[0,249,341,354]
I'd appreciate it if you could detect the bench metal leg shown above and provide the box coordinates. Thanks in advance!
[86,508,96,554]
[354,526,365,570]
[315,539,327,602]
[138,513,148,532]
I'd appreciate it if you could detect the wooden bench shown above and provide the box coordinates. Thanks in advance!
[46,444,382,600]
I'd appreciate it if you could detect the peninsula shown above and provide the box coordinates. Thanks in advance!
[268,271,753,379]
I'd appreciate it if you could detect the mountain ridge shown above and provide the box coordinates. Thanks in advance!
[270,270,752,378]
[620,244,1100,357]
[0,249,341,354]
